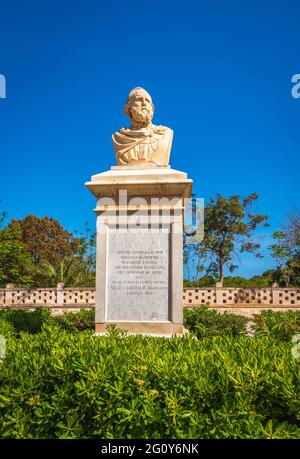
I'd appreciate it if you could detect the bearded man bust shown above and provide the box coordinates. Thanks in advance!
[112,87,173,167]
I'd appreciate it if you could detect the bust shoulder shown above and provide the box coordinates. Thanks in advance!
[152,125,173,141]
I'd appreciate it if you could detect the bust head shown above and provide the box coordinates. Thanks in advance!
[112,87,173,167]
[124,87,155,127]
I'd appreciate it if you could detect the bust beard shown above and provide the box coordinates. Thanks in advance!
[129,106,153,126]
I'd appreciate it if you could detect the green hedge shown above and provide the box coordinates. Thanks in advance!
[253,310,300,342]
[1,307,299,342]
[184,306,249,338]
[0,307,94,334]
[0,307,249,338]
[54,309,95,332]
[0,307,52,335]
[0,323,299,439]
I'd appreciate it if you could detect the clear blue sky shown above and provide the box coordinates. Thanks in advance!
[0,0,299,278]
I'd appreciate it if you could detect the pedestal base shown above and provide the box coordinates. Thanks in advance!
[85,166,192,337]
[95,321,184,338]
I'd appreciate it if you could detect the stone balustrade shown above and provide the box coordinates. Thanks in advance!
[0,284,299,313]
[0,283,95,314]
[183,284,300,307]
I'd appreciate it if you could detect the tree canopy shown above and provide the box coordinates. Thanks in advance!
[0,214,96,288]
[269,212,300,287]
[8,215,81,265]
[0,222,34,286]
[186,193,269,284]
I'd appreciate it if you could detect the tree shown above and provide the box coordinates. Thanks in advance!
[0,202,7,230]
[74,223,96,276]
[33,223,96,287]
[0,212,7,230]
[0,222,34,287]
[269,211,300,287]
[285,212,300,287]
[222,270,277,288]
[9,215,81,265]
[192,193,269,284]
[35,257,95,287]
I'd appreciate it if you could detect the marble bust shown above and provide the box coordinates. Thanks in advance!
[112,87,173,167]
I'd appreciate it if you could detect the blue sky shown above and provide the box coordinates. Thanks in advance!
[0,0,299,277]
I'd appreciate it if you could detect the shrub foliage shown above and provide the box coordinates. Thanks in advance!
[253,310,300,341]
[0,321,299,439]
[0,307,52,335]
[184,306,249,338]
[54,309,95,332]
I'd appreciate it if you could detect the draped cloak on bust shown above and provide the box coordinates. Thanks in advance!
[112,124,173,166]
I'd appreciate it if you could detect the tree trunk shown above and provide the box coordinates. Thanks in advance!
[284,275,290,288]
[219,259,224,286]
[282,268,290,288]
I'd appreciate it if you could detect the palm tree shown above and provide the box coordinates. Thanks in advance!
[35,257,95,287]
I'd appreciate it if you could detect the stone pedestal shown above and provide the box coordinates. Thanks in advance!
[85,166,192,337]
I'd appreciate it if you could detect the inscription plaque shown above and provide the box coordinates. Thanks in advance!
[106,229,170,321]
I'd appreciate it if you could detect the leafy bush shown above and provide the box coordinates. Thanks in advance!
[0,307,52,334]
[184,306,249,338]
[0,308,95,334]
[0,318,15,365]
[0,317,15,339]
[253,310,300,341]
[54,309,95,332]
[0,325,299,439]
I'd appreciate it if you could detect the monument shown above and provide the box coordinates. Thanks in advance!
[86,87,192,336]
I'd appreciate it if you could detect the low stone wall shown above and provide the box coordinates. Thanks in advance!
[183,286,300,307]
[207,306,300,318]
[0,284,299,316]
[0,284,95,308]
